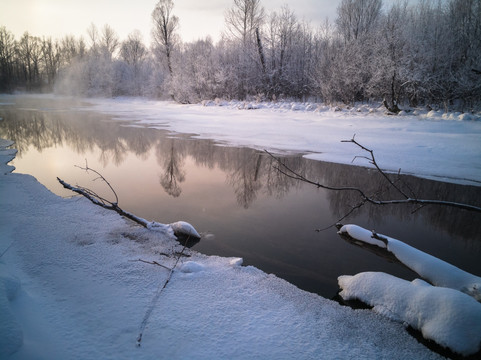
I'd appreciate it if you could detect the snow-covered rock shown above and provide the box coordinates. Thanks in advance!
[169,221,201,239]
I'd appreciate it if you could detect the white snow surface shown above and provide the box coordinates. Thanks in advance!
[338,224,481,301]
[80,96,481,185]
[338,272,481,356]
[0,142,446,358]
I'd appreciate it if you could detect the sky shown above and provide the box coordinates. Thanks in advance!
[0,0,352,44]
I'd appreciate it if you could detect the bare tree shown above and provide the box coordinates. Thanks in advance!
[86,23,99,51]
[336,0,382,43]
[120,30,147,67]
[0,26,16,91]
[225,0,265,46]
[151,0,179,77]
[100,24,119,58]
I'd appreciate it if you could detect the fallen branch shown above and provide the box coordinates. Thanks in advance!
[58,176,152,227]
[265,138,481,220]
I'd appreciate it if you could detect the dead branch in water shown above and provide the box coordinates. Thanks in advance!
[266,136,481,230]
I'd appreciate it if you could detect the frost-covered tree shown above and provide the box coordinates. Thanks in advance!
[113,31,149,96]
[336,0,382,43]
[224,0,266,99]
[170,37,223,103]
[0,26,16,92]
[151,0,179,77]
[367,2,409,112]
[17,32,43,90]
[225,0,265,45]
[100,24,119,59]
[40,37,61,91]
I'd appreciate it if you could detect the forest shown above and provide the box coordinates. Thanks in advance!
[0,0,480,112]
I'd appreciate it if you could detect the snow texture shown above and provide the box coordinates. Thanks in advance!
[338,272,481,356]
[338,224,481,300]
[0,138,445,359]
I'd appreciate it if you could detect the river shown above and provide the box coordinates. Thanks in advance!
[1,94,480,299]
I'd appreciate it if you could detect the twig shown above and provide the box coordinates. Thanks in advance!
[136,237,190,347]
[75,160,119,205]
[342,135,410,199]
[0,240,15,259]
[315,200,365,232]
[129,259,173,271]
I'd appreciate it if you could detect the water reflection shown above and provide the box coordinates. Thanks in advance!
[1,96,480,297]
[157,139,185,197]
[1,98,480,242]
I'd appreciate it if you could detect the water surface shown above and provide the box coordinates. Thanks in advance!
[1,95,480,298]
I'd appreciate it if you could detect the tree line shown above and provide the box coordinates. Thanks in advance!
[1,0,480,112]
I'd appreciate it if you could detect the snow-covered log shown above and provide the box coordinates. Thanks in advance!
[338,272,481,356]
[338,224,481,301]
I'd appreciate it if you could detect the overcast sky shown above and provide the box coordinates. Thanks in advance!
[0,0,341,43]
[1,0,416,44]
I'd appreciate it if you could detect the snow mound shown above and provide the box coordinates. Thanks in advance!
[169,221,201,239]
[229,257,243,267]
[180,261,205,273]
[338,272,481,356]
[338,224,481,300]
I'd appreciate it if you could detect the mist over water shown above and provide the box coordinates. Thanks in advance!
[1,95,480,298]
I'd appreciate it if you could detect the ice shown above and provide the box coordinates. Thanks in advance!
[79,96,481,185]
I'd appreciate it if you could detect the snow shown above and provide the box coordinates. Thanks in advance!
[337,224,481,356]
[338,224,481,301]
[2,94,480,358]
[338,272,481,356]
[0,135,444,358]
[169,220,201,239]
[79,96,481,185]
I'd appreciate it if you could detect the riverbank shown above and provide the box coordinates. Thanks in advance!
[0,137,445,359]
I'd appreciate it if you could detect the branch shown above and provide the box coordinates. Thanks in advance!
[265,138,481,228]
[342,135,410,199]
[75,160,119,205]
[57,177,151,228]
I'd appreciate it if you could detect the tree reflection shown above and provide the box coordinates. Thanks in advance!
[156,139,185,198]
[1,97,480,247]
[226,150,263,208]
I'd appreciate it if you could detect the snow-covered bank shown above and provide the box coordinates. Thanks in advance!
[0,141,446,358]
[81,96,481,186]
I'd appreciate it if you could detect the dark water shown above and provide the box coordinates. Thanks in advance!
[1,95,481,299]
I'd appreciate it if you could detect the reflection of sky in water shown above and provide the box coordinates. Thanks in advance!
[1,96,481,299]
